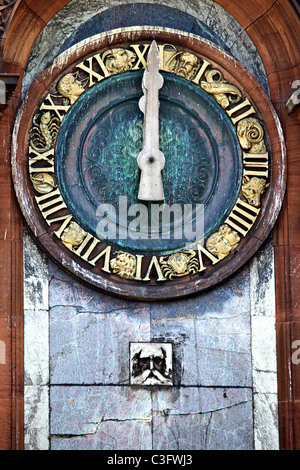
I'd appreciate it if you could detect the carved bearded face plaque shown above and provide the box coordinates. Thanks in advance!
[130,342,173,386]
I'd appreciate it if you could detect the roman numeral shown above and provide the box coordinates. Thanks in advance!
[28,147,55,173]
[51,214,73,238]
[29,166,55,174]
[197,244,220,271]
[40,94,70,121]
[225,198,260,237]
[72,233,94,258]
[143,256,166,281]
[35,187,67,222]
[88,245,111,272]
[73,235,111,272]
[243,152,269,177]
[226,98,256,124]
[134,254,144,281]
[130,44,150,69]
[76,53,110,87]
[158,43,177,69]
[192,59,211,85]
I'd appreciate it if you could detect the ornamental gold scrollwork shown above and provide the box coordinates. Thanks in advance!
[29,111,60,153]
[159,250,199,279]
[206,224,240,260]
[110,251,137,279]
[241,176,269,207]
[61,221,87,251]
[200,69,242,109]
[236,117,266,153]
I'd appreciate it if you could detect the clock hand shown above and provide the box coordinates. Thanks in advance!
[137,40,165,201]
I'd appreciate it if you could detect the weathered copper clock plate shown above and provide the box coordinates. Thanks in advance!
[11,27,286,300]
[55,71,242,255]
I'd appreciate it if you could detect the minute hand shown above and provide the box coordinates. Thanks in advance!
[137,40,165,201]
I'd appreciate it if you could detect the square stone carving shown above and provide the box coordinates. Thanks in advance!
[130,342,173,386]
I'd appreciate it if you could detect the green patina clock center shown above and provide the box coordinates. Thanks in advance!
[55,71,242,255]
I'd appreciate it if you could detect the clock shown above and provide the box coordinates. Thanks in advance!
[11,27,286,300]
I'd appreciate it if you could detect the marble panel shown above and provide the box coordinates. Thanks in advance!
[49,261,148,313]
[150,264,250,320]
[50,385,152,450]
[151,313,251,387]
[150,266,251,387]
[24,309,49,386]
[50,305,150,384]
[23,228,48,311]
[152,387,253,450]
[24,385,49,450]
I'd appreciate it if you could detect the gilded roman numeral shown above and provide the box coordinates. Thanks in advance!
[72,233,94,258]
[192,59,211,85]
[28,147,55,173]
[130,44,150,69]
[226,98,256,124]
[40,94,70,121]
[143,256,166,282]
[52,214,73,238]
[243,152,269,177]
[35,187,67,222]
[73,234,111,272]
[225,198,260,237]
[76,53,110,87]
[88,245,111,272]
[134,254,144,281]
[197,244,219,271]
[158,43,177,69]
[29,166,55,174]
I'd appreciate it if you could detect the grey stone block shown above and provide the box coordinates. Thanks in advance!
[50,385,152,450]
[152,387,253,450]
[50,306,150,384]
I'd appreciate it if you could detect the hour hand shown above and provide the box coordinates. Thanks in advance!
[137,40,165,201]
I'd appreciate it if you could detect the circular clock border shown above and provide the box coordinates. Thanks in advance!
[11,27,286,300]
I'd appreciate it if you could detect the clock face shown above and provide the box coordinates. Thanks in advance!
[55,71,242,255]
[12,28,286,300]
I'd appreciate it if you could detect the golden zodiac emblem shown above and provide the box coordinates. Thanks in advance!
[29,111,60,152]
[242,176,269,207]
[206,225,240,260]
[57,73,85,105]
[166,52,201,80]
[61,222,87,251]
[237,117,266,153]
[159,250,199,279]
[102,48,137,74]
[30,173,56,194]
[110,251,137,279]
